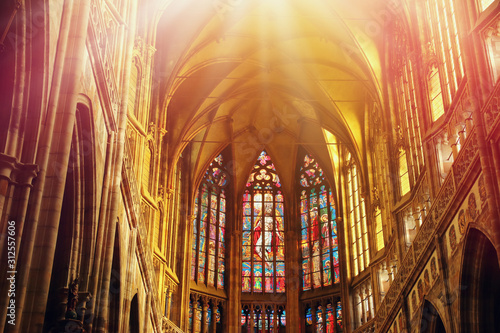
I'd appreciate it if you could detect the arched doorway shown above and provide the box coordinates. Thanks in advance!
[460,228,500,332]
[420,300,446,333]
[129,294,139,333]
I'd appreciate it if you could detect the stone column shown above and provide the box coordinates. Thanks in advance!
[355,291,361,328]
[311,305,317,332]
[261,308,265,333]
[17,0,94,330]
[201,297,209,333]
[273,304,278,333]
[211,300,218,333]
[321,302,327,331]
[249,305,254,332]
[367,284,374,320]
[165,287,173,318]
[192,299,199,333]
[180,214,196,330]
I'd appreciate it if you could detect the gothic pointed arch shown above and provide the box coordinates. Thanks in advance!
[298,152,340,290]
[419,300,446,333]
[242,150,285,294]
[460,228,500,332]
[191,153,229,289]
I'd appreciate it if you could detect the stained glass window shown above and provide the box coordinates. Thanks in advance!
[345,153,369,276]
[300,154,340,291]
[191,154,228,288]
[242,151,285,293]
[396,59,424,185]
[426,0,464,120]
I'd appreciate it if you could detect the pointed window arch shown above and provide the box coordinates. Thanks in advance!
[299,154,340,291]
[345,152,370,276]
[242,151,285,293]
[191,154,228,289]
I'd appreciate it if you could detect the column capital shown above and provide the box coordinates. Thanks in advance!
[187,215,197,227]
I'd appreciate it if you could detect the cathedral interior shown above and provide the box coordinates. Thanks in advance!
[1,0,500,332]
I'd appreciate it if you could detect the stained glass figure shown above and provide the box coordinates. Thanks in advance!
[206,305,212,328]
[316,305,324,333]
[300,154,340,291]
[306,307,313,326]
[191,154,228,289]
[336,301,343,331]
[216,306,221,324]
[279,308,286,327]
[326,303,335,333]
[242,151,285,293]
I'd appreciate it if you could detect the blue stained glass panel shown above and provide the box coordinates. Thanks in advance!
[276,202,284,216]
[199,236,206,251]
[306,308,312,325]
[243,217,251,230]
[301,228,309,242]
[301,214,309,229]
[319,191,327,208]
[333,250,339,266]
[242,262,251,275]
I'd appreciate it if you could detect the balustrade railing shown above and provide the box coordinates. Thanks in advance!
[375,123,479,329]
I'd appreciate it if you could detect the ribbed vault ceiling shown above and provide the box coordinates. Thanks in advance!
[156,0,389,195]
